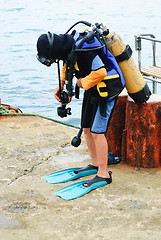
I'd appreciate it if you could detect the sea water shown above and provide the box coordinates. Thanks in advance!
[1,0,161,127]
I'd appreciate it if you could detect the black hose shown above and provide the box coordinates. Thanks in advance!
[71,90,92,147]
[66,20,92,34]
[57,60,62,99]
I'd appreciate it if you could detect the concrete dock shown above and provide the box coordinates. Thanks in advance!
[0,116,161,240]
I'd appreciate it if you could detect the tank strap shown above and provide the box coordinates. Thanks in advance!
[115,45,132,63]
[75,84,80,99]
[90,93,108,117]
[100,98,107,117]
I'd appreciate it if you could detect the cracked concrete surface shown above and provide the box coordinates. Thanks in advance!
[0,116,161,240]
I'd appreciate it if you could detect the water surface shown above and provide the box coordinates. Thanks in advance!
[1,0,161,126]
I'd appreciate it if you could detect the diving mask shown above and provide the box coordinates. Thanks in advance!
[37,55,56,67]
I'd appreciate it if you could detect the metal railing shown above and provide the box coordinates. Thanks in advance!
[135,34,161,94]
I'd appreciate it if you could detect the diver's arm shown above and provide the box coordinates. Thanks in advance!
[77,67,107,90]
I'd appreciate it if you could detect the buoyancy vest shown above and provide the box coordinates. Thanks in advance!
[70,31,125,100]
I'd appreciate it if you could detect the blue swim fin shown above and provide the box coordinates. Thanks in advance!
[43,152,120,184]
[43,165,98,184]
[54,172,112,200]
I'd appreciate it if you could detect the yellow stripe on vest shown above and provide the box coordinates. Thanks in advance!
[104,74,119,80]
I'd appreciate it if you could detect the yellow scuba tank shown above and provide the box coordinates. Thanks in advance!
[105,32,151,103]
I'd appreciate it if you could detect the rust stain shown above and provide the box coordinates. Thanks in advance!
[125,100,161,168]
[106,96,161,168]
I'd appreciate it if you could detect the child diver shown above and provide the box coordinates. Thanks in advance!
[36,22,125,200]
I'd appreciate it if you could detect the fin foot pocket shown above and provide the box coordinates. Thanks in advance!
[74,164,98,174]
[83,171,112,187]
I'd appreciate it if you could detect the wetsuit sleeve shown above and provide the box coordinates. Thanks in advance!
[60,64,66,82]
[81,68,107,90]
[81,55,106,90]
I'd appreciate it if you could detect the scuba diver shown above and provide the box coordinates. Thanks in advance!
[36,21,125,200]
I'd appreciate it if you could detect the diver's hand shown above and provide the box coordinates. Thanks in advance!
[54,81,65,102]
[77,78,83,88]
[54,86,61,102]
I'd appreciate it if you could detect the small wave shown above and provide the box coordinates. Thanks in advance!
[1,8,25,12]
